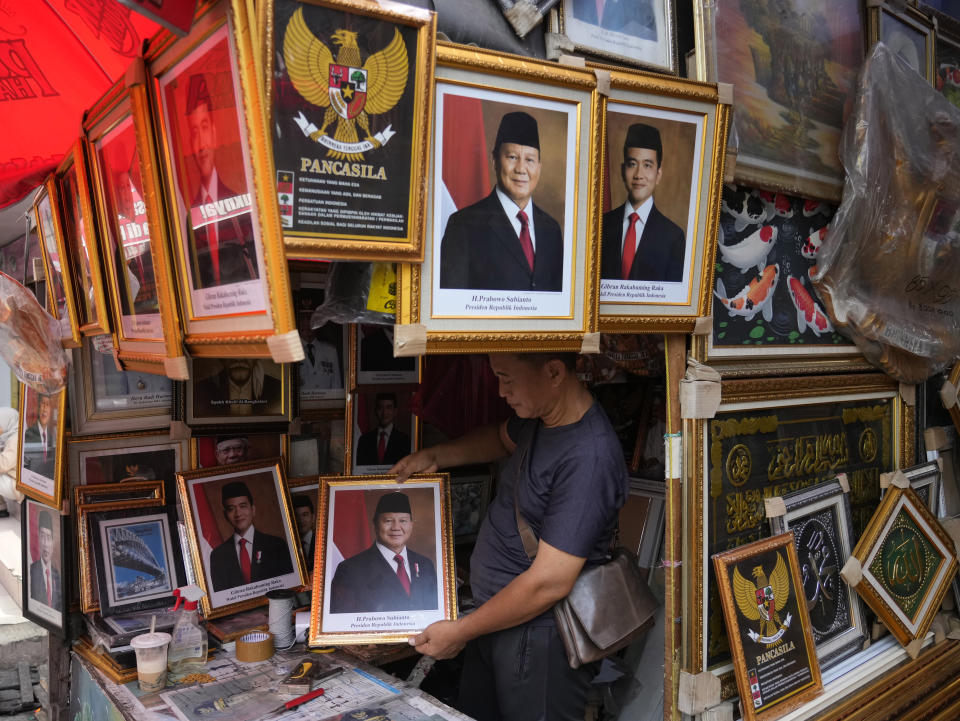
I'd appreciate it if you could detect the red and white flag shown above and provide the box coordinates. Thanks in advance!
[329,490,372,570]
[438,94,491,235]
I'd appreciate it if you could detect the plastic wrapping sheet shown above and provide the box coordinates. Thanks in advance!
[309,262,395,329]
[814,43,960,383]
[0,271,68,394]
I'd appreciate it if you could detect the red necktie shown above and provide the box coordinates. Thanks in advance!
[204,193,220,284]
[46,568,51,605]
[394,554,411,595]
[377,431,386,463]
[517,210,535,271]
[238,537,251,584]
[621,212,639,280]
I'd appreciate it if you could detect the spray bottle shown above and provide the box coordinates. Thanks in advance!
[167,585,208,681]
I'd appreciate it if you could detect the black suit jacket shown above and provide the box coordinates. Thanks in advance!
[23,424,55,478]
[355,427,411,466]
[601,202,685,282]
[30,560,61,611]
[439,190,563,292]
[191,179,258,289]
[329,544,438,613]
[209,529,294,591]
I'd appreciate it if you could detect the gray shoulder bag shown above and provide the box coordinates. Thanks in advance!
[514,425,659,669]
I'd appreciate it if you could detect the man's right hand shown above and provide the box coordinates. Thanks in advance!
[390,449,440,482]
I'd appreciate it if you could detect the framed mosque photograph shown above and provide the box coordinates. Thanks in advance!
[145,0,299,361]
[265,0,437,261]
[309,475,456,645]
[397,43,601,352]
[597,68,730,332]
[33,177,81,348]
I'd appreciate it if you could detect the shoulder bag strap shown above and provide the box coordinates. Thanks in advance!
[514,423,540,561]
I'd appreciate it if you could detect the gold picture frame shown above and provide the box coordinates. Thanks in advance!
[596,67,730,332]
[713,532,823,720]
[15,385,67,509]
[346,385,420,475]
[32,179,81,349]
[177,458,306,618]
[848,485,957,647]
[83,71,187,380]
[683,373,913,695]
[308,474,456,645]
[145,0,300,362]
[264,0,437,262]
[868,3,936,85]
[396,41,601,353]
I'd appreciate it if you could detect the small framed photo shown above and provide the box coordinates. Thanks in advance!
[290,418,346,478]
[266,0,437,261]
[55,138,112,337]
[353,325,420,385]
[68,432,187,501]
[83,76,187,378]
[619,478,665,571]
[22,498,68,633]
[177,460,306,618]
[296,280,347,413]
[182,357,291,431]
[309,475,456,645]
[598,70,730,331]
[868,3,935,83]
[713,533,823,721]
[69,338,174,436]
[290,478,319,575]
[881,461,943,516]
[555,0,677,73]
[193,434,284,469]
[397,43,601,352]
[88,505,186,617]
[450,469,493,544]
[146,2,298,360]
[768,478,867,670]
[847,485,958,646]
[32,179,81,349]
[348,387,418,474]
[16,385,66,508]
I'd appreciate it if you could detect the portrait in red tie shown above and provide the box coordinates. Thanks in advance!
[23,498,66,631]
[351,388,416,474]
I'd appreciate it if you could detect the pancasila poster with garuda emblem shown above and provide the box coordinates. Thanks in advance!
[268,0,436,260]
[714,533,822,721]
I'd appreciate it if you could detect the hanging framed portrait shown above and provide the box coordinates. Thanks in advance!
[146,0,300,362]
[54,138,112,338]
[309,475,456,645]
[597,68,730,331]
[22,498,69,633]
[290,417,346,478]
[193,433,284,469]
[353,324,420,385]
[293,272,347,413]
[83,73,187,379]
[396,43,601,352]
[347,386,418,475]
[867,3,935,84]
[32,179,81,349]
[16,385,66,508]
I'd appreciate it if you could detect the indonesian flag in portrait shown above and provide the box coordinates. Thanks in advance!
[329,490,372,570]
[437,94,491,236]
[193,485,224,560]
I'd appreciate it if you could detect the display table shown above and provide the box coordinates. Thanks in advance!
[69,643,473,721]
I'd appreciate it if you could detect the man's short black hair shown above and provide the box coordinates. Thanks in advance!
[374,392,398,407]
[623,123,663,167]
[292,495,314,513]
[38,510,53,533]
[221,481,253,506]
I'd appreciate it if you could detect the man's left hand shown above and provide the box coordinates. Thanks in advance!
[408,620,465,659]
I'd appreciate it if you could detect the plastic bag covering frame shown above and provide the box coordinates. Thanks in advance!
[814,42,960,384]
[0,272,69,395]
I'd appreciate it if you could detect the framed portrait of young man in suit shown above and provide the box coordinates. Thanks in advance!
[178,459,306,618]
[597,68,731,332]
[309,475,456,645]
[348,387,418,476]
[22,498,68,633]
[16,385,66,508]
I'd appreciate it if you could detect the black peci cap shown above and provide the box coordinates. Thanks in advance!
[494,111,540,151]
[624,123,662,165]
[373,492,412,517]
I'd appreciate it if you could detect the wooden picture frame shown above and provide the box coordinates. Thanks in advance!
[32,179,81,349]
[68,432,187,501]
[15,385,67,508]
[54,138,112,338]
[768,478,867,669]
[177,459,306,618]
[265,0,437,262]
[713,533,823,720]
[353,324,420,386]
[694,0,864,201]
[347,386,419,475]
[450,468,493,544]
[397,42,601,352]
[68,338,174,436]
[620,477,666,570]
[83,73,188,379]
[145,0,300,361]
[597,68,730,331]
[22,498,69,633]
[683,373,913,692]
[848,485,957,646]
[290,416,346,478]
[881,461,943,516]
[868,3,936,84]
[309,474,456,645]
[554,0,677,73]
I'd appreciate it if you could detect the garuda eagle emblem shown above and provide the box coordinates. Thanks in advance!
[733,552,792,645]
[283,8,408,161]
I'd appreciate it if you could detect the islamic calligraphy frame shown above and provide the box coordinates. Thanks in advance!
[849,485,957,647]
[713,533,823,721]
[263,0,437,261]
[145,1,299,361]
[683,373,913,694]
[768,478,867,670]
